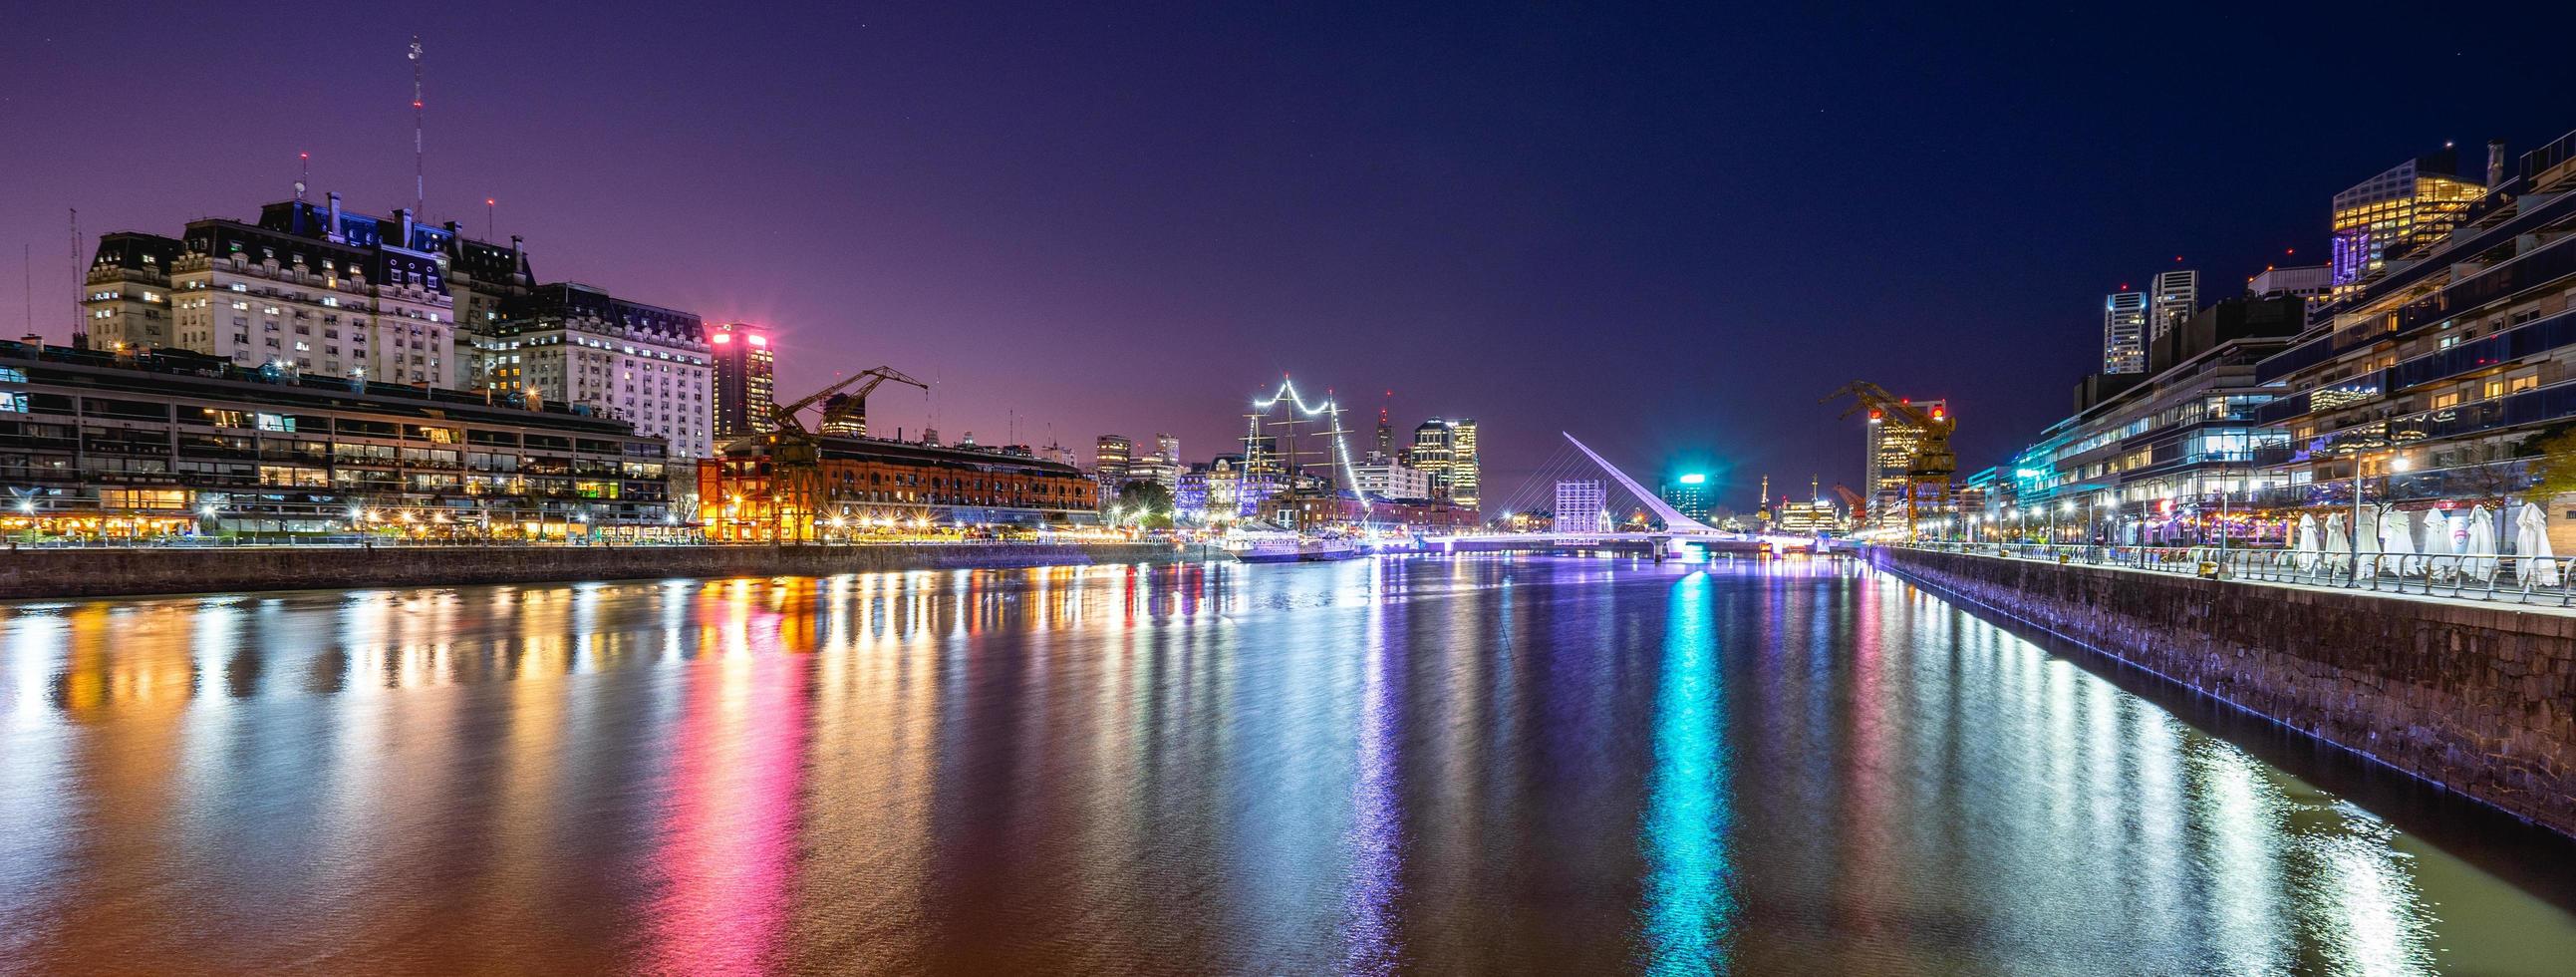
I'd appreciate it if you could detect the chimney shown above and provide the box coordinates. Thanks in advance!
[326,192,345,241]
[397,207,416,248]
[2487,140,2507,187]
[509,234,527,282]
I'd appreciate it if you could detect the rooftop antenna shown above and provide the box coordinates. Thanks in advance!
[295,152,309,202]
[409,35,426,217]
[68,208,86,349]
[22,244,33,338]
[484,197,495,240]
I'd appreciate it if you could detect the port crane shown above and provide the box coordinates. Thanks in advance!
[724,366,929,540]
[1823,380,1956,535]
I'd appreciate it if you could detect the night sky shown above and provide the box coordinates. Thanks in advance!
[7,3,2575,509]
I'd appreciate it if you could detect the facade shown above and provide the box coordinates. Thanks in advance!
[1658,473,1710,521]
[2330,146,2488,291]
[91,197,462,388]
[1864,398,1946,526]
[2103,291,2149,375]
[2248,264,2333,303]
[1094,434,1133,486]
[1407,417,1480,506]
[0,341,674,538]
[1554,480,1605,532]
[698,436,1099,541]
[1991,296,2308,541]
[1350,460,1433,500]
[483,283,713,458]
[2150,269,2199,340]
[2252,131,2576,511]
[709,322,775,442]
[818,393,866,437]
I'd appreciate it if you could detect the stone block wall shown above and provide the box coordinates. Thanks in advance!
[1870,546,2575,837]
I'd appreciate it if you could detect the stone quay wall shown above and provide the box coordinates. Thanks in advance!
[0,542,1195,601]
[1869,546,2575,838]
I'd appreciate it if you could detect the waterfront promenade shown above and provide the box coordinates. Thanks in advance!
[0,540,1194,600]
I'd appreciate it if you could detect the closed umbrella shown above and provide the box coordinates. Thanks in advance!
[2355,505,2383,578]
[2381,505,2420,575]
[2325,511,2351,576]
[2293,513,2320,572]
[2515,501,2560,587]
[2420,508,2457,579]
[2463,505,2499,583]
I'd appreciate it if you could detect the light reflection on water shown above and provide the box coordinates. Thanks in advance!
[0,556,2570,975]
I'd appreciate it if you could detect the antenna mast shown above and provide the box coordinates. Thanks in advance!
[409,36,426,217]
[296,152,309,202]
[68,208,85,348]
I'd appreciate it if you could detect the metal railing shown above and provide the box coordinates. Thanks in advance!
[1899,541,2576,608]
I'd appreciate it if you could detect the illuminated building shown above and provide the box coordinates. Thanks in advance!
[2330,144,2490,292]
[698,436,1097,541]
[2102,291,2148,375]
[484,283,712,458]
[1773,497,1838,534]
[1350,460,1433,500]
[2247,264,2332,303]
[1658,473,1710,521]
[709,322,774,442]
[2255,130,2576,506]
[87,196,462,388]
[2150,269,2198,341]
[1554,480,1605,532]
[818,393,866,437]
[1450,418,1480,508]
[0,340,674,538]
[1863,398,1946,526]
[1094,434,1133,486]
[1406,417,1479,507]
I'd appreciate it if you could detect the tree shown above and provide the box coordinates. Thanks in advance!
[1115,480,1174,529]
[2524,426,2576,500]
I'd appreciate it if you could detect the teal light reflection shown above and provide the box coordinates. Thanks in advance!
[1638,570,1734,973]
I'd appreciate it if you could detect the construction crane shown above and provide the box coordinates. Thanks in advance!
[1823,380,1956,535]
[724,366,929,540]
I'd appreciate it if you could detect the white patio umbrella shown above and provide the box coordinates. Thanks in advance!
[2293,513,2320,571]
[2420,508,2457,579]
[2462,505,2499,583]
[2324,511,2351,575]
[2355,505,2383,577]
[2380,505,2419,575]
[2514,501,2560,587]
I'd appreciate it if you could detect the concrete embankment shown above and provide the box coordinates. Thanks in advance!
[0,541,1198,601]
[1869,546,2575,837]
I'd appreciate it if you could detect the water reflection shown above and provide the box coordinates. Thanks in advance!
[0,556,2569,975]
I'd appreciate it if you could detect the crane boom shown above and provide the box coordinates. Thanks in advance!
[1823,380,1957,534]
[722,366,928,455]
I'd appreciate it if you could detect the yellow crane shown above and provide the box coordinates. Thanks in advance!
[1823,381,1956,535]
[724,366,929,541]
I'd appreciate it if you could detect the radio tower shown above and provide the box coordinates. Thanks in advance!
[409,36,426,217]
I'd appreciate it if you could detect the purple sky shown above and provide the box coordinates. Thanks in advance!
[6,3,2575,508]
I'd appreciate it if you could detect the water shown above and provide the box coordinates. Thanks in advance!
[2,555,2571,975]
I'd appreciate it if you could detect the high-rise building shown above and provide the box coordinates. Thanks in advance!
[1410,420,1454,497]
[1153,433,1179,464]
[2102,291,2148,375]
[1350,461,1433,500]
[1554,480,1604,533]
[2149,268,2198,340]
[2330,145,2488,291]
[1094,434,1134,486]
[1373,404,1394,463]
[1449,418,1479,508]
[484,283,713,458]
[1864,398,1945,527]
[91,195,462,388]
[818,393,866,437]
[709,322,774,442]
[2247,264,2333,303]
[1658,473,1710,521]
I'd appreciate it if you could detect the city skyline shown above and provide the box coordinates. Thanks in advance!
[7,5,2576,503]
